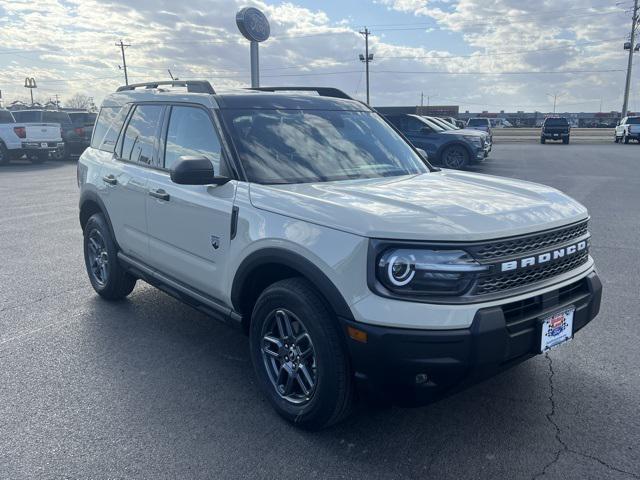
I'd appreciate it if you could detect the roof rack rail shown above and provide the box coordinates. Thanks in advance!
[116,80,215,94]
[249,87,353,100]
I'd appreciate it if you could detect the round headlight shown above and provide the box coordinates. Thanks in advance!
[387,254,415,286]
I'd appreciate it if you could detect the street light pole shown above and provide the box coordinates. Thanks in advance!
[359,27,372,105]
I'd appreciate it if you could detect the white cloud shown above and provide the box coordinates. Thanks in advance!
[0,0,633,112]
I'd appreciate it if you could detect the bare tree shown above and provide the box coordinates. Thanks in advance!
[65,93,92,110]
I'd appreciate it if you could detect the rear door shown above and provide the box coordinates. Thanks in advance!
[100,103,165,262]
[145,104,236,301]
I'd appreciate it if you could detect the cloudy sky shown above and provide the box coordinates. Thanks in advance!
[0,0,635,112]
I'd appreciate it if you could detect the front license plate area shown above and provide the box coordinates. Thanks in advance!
[40,142,48,148]
[540,307,574,353]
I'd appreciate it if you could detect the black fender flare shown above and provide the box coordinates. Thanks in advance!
[79,190,119,248]
[231,248,355,321]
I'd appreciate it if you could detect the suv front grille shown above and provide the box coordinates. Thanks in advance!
[474,251,589,295]
[470,220,589,261]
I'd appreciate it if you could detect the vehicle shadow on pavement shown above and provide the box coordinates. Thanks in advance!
[74,284,627,479]
[0,159,76,173]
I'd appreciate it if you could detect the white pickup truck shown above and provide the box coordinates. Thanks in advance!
[614,116,640,143]
[0,108,64,165]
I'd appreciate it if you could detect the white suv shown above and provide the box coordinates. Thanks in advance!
[78,81,602,429]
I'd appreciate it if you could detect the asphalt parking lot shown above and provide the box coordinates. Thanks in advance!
[1,143,639,480]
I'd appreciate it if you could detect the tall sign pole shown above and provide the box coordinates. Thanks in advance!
[236,7,270,88]
[622,0,639,116]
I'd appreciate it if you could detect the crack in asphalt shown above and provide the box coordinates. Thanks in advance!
[532,353,640,480]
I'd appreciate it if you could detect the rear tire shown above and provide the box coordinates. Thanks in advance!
[0,142,9,166]
[51,144,68,161]
[614,135,619,143]
[30,152,47,164]
[563,137,569,144]
[83,213,136,300]
[440,144,469,169]
[249,278,354,430]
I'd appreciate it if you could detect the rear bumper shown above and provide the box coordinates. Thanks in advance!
[21,141,64,151]
[542,132,570,138]
[342,272,602,406]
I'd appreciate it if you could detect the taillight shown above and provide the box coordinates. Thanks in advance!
[74,127,84,136]
[14,127,26,138]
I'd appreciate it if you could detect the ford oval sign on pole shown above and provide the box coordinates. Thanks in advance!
[236,7,270,88]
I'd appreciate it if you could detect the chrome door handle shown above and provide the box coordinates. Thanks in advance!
[102,175,117,185]
[149,189,170,201]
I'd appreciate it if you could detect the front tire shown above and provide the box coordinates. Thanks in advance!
[624,134,630,144]
[563,137,570,144]
[249,278,354,430]
[540,137,546,144]
[440,144,469,169]
[83,213,136,300]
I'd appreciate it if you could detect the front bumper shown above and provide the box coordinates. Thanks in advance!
[342,272,602,406]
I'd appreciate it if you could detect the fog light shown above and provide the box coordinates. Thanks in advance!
[415,373,429,384]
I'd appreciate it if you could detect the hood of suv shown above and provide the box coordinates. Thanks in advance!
[249,171,588,241]
[439,129,485,138]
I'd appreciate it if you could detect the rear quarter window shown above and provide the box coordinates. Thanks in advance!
[467,118,488,126]
[90,106,128,152]
[0,110,15,124]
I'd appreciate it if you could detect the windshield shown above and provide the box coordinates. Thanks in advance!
[544,118,569,126]
[467,118,488,126]
[627,117,640,124]
[415,116,445,132]
[223,109,429,184]
[427,117,456,130]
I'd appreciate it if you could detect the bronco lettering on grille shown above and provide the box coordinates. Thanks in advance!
[501,240,587,272]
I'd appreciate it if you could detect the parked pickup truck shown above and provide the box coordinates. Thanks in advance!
[614,116,640,144]
[0,109,64,164]
[541,117,570,144]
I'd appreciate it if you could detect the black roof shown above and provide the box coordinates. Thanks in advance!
[214,92,369,111]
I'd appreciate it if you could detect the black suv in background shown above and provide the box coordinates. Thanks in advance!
[68,111,97,153]
[11,110,90,159]
[385,113,486,169]
[541,117,571,144]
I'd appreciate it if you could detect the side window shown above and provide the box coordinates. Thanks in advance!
[164,106,223,173]
[406,117,426,133]
[91,106,129,152]
[120,105,164,166]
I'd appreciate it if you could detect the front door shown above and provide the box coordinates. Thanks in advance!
[146,105,236,301]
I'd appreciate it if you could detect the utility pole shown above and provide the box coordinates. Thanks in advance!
[547,92,560,113]
[359,27,373,105]
[420,92,424,107]
[622,0,639,116]
[116,40,130,85]
[54,94,60,109]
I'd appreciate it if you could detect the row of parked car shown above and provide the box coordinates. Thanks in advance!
[381,114,492,169]
[0,108,96,165]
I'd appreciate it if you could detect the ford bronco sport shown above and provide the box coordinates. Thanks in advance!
[78,81,602,430]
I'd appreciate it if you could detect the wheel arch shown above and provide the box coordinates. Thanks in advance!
[436,140,474,163]
[231,248,355,332]
[79,190,119,248]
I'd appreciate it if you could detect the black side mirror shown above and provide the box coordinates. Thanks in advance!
[170,156,230,186]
